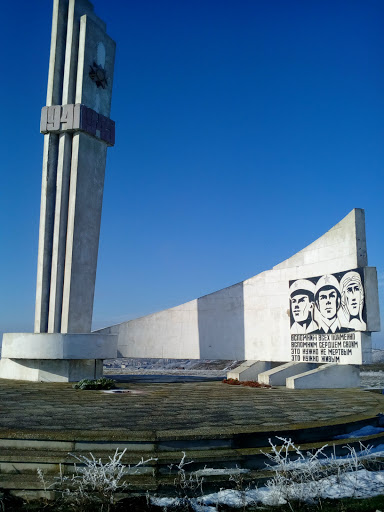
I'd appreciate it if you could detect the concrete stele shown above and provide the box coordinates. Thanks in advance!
[0,0,117,382]
[98,208,379,366]
[61,14,115,333]
[48,0,100,333]
[35,0,115,335]
[35,1,73,333]
[35,0,68,333]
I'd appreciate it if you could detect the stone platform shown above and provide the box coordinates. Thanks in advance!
[1,376,384,498]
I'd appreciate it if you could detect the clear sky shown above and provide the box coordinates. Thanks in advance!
[0,0,383,347]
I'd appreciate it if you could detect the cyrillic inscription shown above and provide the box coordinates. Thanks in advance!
[290,332,362,364]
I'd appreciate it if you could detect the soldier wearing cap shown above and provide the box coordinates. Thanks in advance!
[314,274,342,334]
[289,279,319,334]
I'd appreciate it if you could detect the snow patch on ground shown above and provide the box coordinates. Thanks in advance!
[334,425,384,439]
[151,441,384,511]
[372,349,384,363]
[368,444,384,455]
[151,470,384,511]
[195,468,249,477]
[202,469,384,506]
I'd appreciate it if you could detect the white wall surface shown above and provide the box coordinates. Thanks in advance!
[97,209,379,363]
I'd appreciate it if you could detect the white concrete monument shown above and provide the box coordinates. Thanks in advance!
[0,2,380,388]
[98,208,381,388]
[0,0,118,382]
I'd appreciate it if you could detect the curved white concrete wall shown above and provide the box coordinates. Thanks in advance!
[97,209,379,362]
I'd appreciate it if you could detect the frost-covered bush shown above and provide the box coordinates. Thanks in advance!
[35,440,384,511]
[38,448,155,512]
[262,437,377,507]
[165,451,206,510]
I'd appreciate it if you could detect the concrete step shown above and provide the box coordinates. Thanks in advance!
[1,430,383,490]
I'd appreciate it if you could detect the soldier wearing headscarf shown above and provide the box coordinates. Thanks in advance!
[340,271,366,331]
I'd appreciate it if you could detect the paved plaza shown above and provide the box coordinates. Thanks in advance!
[0,377,383,441]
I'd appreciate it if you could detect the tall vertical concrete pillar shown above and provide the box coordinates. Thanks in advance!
[34,0,68,334]
[0,0,117,382]
[35,0,115,335]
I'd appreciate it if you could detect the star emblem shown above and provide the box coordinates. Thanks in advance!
[324,275,331,284]
[89,62,108,89]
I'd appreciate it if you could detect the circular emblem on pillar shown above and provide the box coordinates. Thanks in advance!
[89,62,108,89]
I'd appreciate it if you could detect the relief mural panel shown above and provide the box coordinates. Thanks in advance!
[289,268,367,364]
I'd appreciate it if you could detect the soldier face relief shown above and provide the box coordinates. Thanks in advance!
[344,282,362,317]
[318,288,339,320]
[290,269,367,335]
[291,294,312,322]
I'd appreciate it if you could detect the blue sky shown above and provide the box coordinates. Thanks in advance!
[0,0,383,347]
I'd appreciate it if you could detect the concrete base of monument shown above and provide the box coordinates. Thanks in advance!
[0,358,104,382]
[286,363,360,389]
[0,333,117,382]
[258,362,318,386]
[228,360,362,389]
[252,361,360,389]
[1,333,117,359]
[227,360,284,381]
